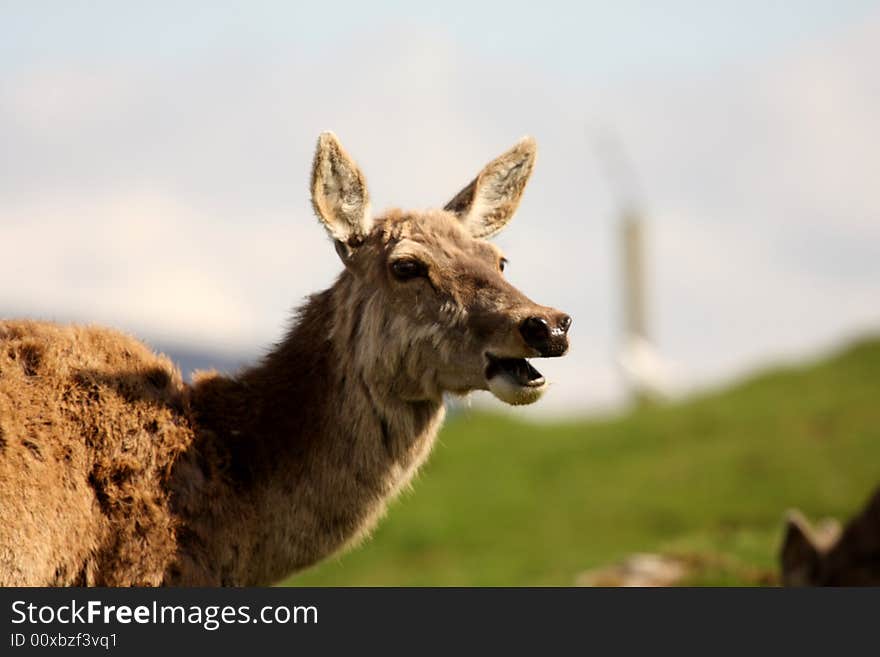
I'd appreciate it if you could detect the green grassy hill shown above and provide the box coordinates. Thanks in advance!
[285,337,880,586]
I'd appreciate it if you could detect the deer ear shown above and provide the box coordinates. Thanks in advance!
[780,511,822,586]
[444,136,537,239]
[310,131,372,260]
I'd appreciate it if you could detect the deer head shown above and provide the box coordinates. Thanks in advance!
[310,131,571,405]
[781,487,880,586]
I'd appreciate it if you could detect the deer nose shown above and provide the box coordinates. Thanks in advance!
[519,314,571,357]
[558,314,572,333]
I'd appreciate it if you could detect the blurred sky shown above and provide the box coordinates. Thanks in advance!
[2,1,879,413]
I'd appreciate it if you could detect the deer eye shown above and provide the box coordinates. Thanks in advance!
[390,259,427,281]
[499,258,508,273]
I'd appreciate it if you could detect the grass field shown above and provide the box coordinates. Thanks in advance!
[285,337,880,586]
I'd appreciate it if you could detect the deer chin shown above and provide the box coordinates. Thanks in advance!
[485,354,547,405]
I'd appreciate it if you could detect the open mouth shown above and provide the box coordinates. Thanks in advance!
[484,354,547,405]
[485,355,545,387]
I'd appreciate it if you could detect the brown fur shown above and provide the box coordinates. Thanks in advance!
[781,486,880,586]
[0,133,570,585]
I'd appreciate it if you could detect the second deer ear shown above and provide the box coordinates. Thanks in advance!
[444,136,537,239]
[311,131,372,261]
[780,511,822,586]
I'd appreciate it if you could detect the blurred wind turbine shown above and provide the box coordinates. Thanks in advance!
[593,128,674,404]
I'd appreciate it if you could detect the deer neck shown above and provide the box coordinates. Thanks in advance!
[178,273,445,585]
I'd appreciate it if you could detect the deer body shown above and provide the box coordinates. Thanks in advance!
[0,133,570,585]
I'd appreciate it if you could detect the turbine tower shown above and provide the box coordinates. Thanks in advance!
[595,129,670,404]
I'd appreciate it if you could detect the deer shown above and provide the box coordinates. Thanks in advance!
[781,485,880,586]
[0,132,571,586]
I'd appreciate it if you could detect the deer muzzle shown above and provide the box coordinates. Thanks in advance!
[484,310,572,405]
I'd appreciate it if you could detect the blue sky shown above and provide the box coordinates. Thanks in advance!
[4,1,878,79]
[2,2,879,413]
